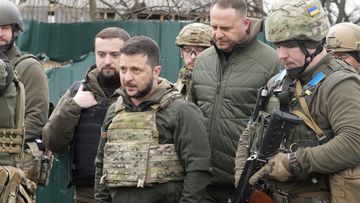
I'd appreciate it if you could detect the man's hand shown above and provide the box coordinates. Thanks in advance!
[249,152,292,185]
[73,84,97,108]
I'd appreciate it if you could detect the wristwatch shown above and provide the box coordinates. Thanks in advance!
[288,152,302,176]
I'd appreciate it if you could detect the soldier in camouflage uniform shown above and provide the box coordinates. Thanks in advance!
[326,22,360,73]
[0,0,48,141]
[0,0,50,187]
[174,23,211,100]
[234,0,360,202]
[95,36,212,203]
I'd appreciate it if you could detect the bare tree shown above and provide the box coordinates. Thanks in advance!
[322,0,350,24]
[15,0,360,24]
[89,0,97,21]
[325,0,360,24]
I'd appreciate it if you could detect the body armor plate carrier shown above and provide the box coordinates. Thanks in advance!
[101,92,184,188]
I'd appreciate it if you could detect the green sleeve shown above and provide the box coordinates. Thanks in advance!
[173,101,212,203]
[234,123,251,186]
[42,89,82,153]
[17,59,49,139]
[297,76,360,173]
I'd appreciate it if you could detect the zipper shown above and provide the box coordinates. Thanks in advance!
[208,54,228,152]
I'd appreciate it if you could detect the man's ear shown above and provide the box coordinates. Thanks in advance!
[243,17,250,33]
[153,66,162,77]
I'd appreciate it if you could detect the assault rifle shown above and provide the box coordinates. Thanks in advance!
[232,109,302,203]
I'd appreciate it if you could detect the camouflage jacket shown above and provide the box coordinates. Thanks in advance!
[95,78,212,203]
[175,65,193,100]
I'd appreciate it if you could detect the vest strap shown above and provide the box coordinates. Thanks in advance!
[292,80,326,141]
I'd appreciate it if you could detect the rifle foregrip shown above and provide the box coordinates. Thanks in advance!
[233,157,264,203]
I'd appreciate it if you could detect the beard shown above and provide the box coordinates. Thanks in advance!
[0,41,12,54]
[128,76,154,99]
[99,68,119,81]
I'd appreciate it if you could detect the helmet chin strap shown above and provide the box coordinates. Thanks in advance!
[287,41,324,78]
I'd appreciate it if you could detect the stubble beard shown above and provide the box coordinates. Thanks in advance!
[128,75,154,99]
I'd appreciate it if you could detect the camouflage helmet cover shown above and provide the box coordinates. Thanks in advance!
[326,22,360,52]
[175,23,212,47]
[0,0,24,31]
[265,0,330,43]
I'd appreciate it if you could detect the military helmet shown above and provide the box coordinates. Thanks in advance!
[175,23,212,47]
[0,0,24,31]
[326,23,360,52]
[265,0,330,43]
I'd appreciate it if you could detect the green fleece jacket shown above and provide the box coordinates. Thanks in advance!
[191,18,280,186]
[95,78,212,203]
[6,44,48,140]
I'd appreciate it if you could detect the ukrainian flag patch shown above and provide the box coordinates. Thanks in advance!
[307,5,320,17]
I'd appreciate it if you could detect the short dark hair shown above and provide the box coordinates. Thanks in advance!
[120,36,160,68]
[211,0,247,17]
[94,27,130,47]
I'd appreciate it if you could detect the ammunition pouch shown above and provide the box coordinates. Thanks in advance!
[19,140,53,186]
[0,128,24,167]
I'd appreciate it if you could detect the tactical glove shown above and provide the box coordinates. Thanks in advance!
[249,152,292,185]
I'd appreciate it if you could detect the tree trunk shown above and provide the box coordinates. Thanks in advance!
[89,0,97,21]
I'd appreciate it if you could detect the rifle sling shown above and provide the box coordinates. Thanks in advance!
[291,80,326,142]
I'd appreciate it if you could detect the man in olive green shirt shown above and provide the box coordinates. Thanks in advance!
[235,0,360,202]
